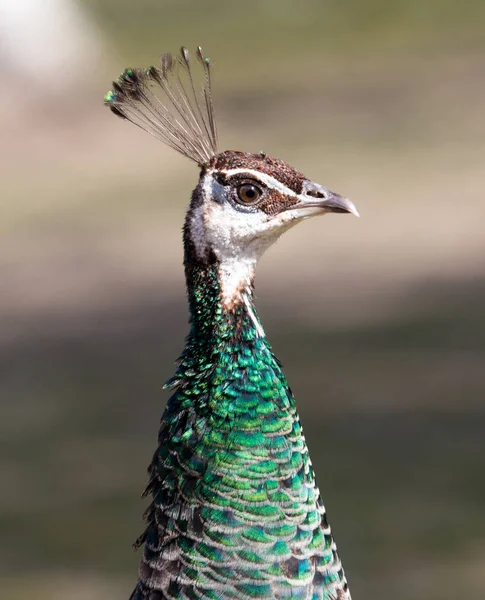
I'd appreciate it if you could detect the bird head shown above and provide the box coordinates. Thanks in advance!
[187,150,358,267]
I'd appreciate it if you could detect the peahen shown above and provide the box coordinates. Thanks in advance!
[105,46,359,600]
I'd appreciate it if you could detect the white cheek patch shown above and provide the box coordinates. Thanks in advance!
[205,201,269,258]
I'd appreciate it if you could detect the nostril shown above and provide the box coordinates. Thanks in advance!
[305,189,325,199]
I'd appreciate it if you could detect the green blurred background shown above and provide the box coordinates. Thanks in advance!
[2,1,485,598]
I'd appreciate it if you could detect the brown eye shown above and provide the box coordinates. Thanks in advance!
[237,183,262,204]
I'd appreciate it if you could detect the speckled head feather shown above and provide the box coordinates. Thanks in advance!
[104,46,218,163]
[207,151,305,191]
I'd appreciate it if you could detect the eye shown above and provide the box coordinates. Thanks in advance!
[237,183,262,204]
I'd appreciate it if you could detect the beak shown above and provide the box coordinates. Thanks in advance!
[316,191,360,217]
[290,182,360,218]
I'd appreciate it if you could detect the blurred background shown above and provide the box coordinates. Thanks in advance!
[2,1,485,598]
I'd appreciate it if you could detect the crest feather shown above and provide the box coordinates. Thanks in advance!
[104,46,218,164]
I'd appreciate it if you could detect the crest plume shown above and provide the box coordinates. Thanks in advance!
[104,46,218,163]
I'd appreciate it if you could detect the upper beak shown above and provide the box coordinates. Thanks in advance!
[317,191,360,217]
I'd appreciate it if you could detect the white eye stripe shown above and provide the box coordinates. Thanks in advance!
[212,168,299,198]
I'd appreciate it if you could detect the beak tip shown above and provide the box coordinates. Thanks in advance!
[339,197,360,218]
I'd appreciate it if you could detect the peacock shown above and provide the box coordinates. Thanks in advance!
[105,46,359,600]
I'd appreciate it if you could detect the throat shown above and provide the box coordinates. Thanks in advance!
[218,256,256,306]
[184,241,264,341]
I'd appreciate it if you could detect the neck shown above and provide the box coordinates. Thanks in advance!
[183,238,265,342]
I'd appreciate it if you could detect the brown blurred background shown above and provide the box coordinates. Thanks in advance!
[2,1,485,598]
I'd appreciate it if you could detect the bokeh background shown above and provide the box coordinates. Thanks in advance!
[2,1,485,598]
